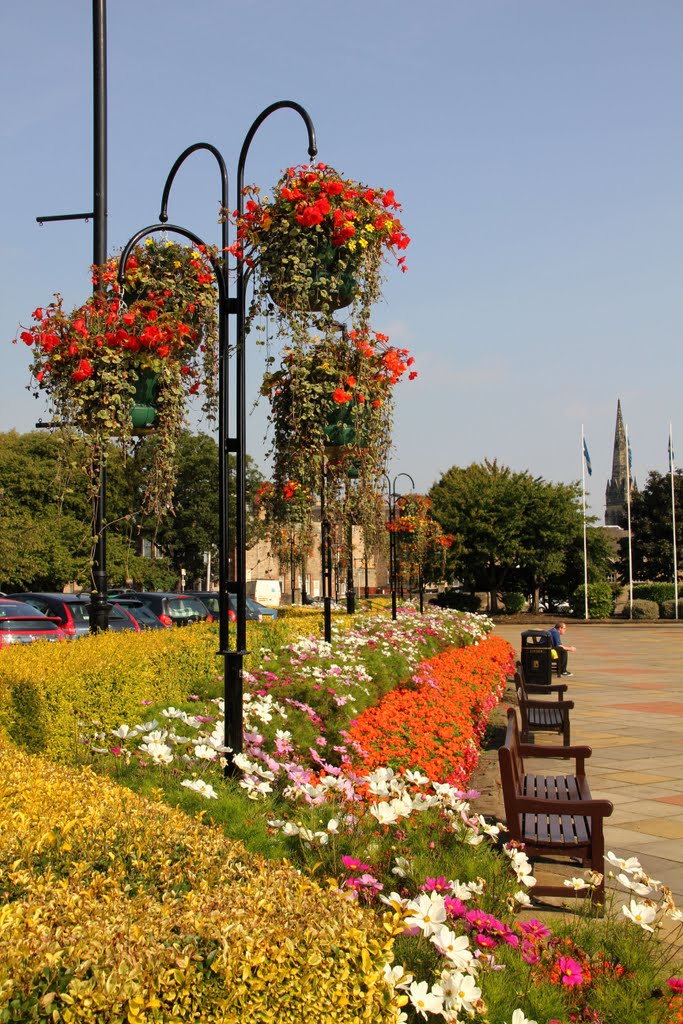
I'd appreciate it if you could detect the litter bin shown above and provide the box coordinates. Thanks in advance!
[520,629,554,687]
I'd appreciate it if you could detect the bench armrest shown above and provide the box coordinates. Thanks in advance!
[514,795,614,818]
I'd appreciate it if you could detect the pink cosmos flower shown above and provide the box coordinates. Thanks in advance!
[342,855,371,871]
[518,918,551,939]
[558,955,583,986]
[522,940,540,965]
[667,978,683,994]
[420,876,450,893]
[444,896,467,918]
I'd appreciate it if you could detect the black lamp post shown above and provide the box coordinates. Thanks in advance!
[36,0,111,634]
[118,103,317,769]
[382,471,414,620]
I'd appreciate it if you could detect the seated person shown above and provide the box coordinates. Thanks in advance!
[549,621,576,677]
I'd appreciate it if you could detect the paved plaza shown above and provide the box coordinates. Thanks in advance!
[493,621,683,899]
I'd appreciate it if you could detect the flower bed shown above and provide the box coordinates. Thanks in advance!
[346,635,514,786]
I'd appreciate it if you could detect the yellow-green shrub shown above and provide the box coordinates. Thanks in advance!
[0,626,224,762]
[0,739,401,1023]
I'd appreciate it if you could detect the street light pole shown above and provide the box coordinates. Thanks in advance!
[36,0,110,634]
[118,104,317,769]
[382,471,414,620]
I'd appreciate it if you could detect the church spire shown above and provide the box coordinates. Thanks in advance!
[605,399,628,526]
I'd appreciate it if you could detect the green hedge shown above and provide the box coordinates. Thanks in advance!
[624,599,660,620]
[572,582,614,619]
[659,599,681,619]
[632,582,682,604]
[0,619,319,763]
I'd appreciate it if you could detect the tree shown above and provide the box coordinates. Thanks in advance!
[0,429,265,592]
[617,469,683,581]
[429,460,587,611]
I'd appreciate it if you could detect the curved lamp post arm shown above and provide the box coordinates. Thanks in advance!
[117,220,231,654]
[236,101,317,203]
[393,472,415,496]
[158,143,230,269]
[231,101,317,655]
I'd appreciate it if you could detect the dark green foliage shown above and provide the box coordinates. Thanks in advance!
[434,590,481,612]
[659,599,680,619]
[618,469,683,581]
[430,460,589,613]
[573,581,614,618]
[501,591,525,613]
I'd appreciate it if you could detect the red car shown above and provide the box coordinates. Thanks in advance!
[0,598,67,648]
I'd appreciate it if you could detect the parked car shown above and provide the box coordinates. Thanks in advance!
[248,598,278,621]
[0,598,67,647]
[6,593,140,638]
[110,598,166,630]
[109,592,213,628]
[185,591,274,622]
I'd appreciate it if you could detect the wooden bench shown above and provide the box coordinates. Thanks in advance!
[514,668,573,745]
[498,708,613,902]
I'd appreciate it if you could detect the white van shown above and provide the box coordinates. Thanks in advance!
[246,579,282,608]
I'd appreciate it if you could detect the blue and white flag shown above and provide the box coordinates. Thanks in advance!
[628,436,633,471]
[583,437,592,476]
[669,434,675,471]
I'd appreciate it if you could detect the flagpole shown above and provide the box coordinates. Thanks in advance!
[581,425,589,620]
[625,423,633,620]
[670,424,679,621]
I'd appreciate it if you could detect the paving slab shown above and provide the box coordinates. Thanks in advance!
[492,621,683,901]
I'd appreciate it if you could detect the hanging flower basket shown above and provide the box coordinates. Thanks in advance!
[232,162,409,327]
[130,369,158,432]
[16,238,219,514]
[267,238,357,313]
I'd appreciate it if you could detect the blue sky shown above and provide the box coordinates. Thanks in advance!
[1,0,681,519]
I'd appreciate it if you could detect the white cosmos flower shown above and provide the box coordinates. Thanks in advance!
[193,743,218,761]
[383,963,413,990]
[232,752,258,773]
[606,851,642,874]
[138,740,173,764]
[181,778,218,799]
[379,891,409,910]
[509,1011,538,1024]
[449,971,481,1013]
[448,879,473,900]
[405,892,447,937]
[430,925,474,969]
[622,899,657,932]
[111,724,136,739]
[564,877,589,890]
[408,980,444,1019]
[667,907,683,921]
[391,856,412,878]
[617,872,651,897]
[513,890,533,907]
[369,801,401,825]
